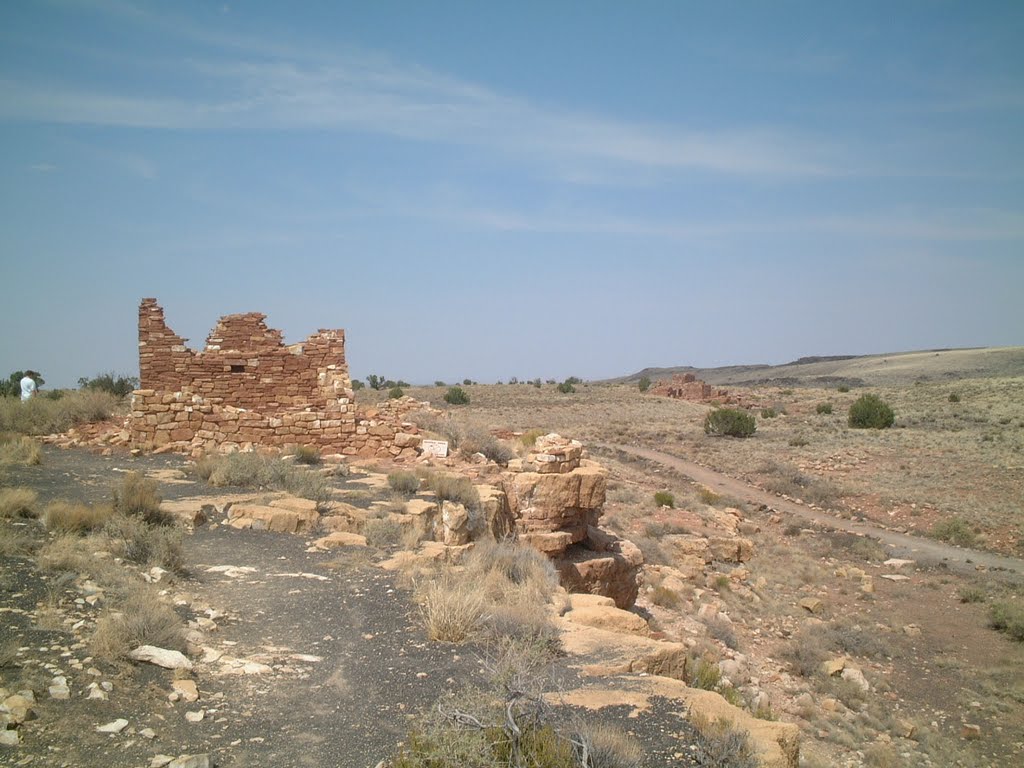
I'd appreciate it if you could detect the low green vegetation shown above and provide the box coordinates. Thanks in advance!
[0,390,120,435]
[77,372,139,397]
[638,376,651,393]
[704,408,756,438]
[930,516,978,547]
[988,601,1024,642]
[444,386,470,405]
[388,470,421,495]
[848,394,895,429]
[556,380,576,394]
[816,402,833,415]
[653,490,675,508]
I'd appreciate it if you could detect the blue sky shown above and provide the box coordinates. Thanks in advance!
[1,1,1021,388]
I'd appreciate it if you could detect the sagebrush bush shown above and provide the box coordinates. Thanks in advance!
[197,451,330,508]
[389,386,405,399]
[816,402,833,415]
[837,385,850,393]
[556,381,575,394]
[428,473,480,510]
[0,390,120,435]
[443,386,470,405]
[948,393,961,403]
[704,408,756,438]
[848,394,895,429]
[988,602,1024,642]
[103,514,185,572]
[930,516,977,547]
[653,490,675,508]
[638,376,651,393]
[760,407,777,419]
[113,472,171,526]
[362,517,404,549]
[520,428,546,448]
[290,444,321,465]
[43,501,114,533]
[0,487,38,518]
[388,470,421,495]
[460,427,515,464]
[90,585,186,661]
[0,433,42,465]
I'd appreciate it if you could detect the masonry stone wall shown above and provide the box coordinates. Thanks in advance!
[129,299,421,459]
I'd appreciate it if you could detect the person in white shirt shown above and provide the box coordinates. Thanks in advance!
[20,371,38,401]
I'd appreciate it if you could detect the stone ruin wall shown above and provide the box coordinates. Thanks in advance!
[128,299,420,459]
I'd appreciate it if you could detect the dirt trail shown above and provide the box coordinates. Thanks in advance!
[599,443,1024,583]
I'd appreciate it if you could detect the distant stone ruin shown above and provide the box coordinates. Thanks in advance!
[128,299,421,459]
[649,373,732,403]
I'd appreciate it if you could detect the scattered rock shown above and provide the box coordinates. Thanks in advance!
[169,755,211,768]
[961,723,982,740]
[185,709,205,723]
[48,677,70,700]
[172,679,200,702]
[798,597,824,614]
[129,646,193,670]
[96,718,129,734]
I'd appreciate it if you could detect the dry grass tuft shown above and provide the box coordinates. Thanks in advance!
[0,487,38,518]
[42,501,114,533]
[90,584,186,661]
[103,514,185,572]
[419,574,487,643]
[0,434,42,465]
[572,723,644,768]
[113,471,171,525]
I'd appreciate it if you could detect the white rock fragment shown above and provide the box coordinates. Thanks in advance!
[96,718,129,733]
[129,646,193,670]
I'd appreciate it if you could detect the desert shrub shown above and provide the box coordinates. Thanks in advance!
[113,471,171,526]
[760,407,777,419]
[704,408,756,438]
[103,514,185,572]
[198,452,330,508]
[782,628,830,677]
[77,372,138,397]
[520,428,546,448]
[419,574,487,643]
[848,394,895,429]
[388,470,421,495]
[827,624,889,659]
[429,473,480,510]
[698,487,721,505]
[0,525,38,557]
[91,585,186,661]
[638,376,651,393]
[651,585,684,609]
[988,602,1024,642]
[290,444,321,465]
[0,487,38,518]
[930,516,977,547]
[461,427,515,464]
[43,501,114,533]
[837,385,850,393]
[0,390,121,434]
[388,386,405,399]
[470,539,558,599]
[351,379,365,390]
[705,618,739,650]
[691,718,758,768]
[556,380,575,394]
[572,723,644,768]
[816,402,833,415]
[362,518,404,549]
[948,393,961,403]
[688,658,722,690]
[653,490,675,508]
[959,587,986,604]
[444,386,470,405]
[0,433,43,465]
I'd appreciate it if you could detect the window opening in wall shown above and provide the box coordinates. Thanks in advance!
[229,364,245,373]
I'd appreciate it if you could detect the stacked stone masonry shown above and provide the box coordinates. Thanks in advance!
[129,299,419,459]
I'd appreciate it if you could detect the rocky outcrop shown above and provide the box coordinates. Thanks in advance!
[502,434,643,609]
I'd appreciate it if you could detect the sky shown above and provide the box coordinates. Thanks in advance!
[1,1,1022,388]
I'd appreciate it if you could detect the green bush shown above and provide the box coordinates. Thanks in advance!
[848,394,895,429]
[760,407,777,419]
[988,602,1024,642]
[460,427,515,464]
[388,470,421,495]
[638,376,651,393]
[930,516,977,547]
[653,490,675,508]
[948,393,961,403]
[444,386,470,405]
[388,386,405,399]
[556,381,575,394]
[351,379,365,390]
[704,408,756,438]
[816,402,833,415]
[837,385,850,393]
[77,372,139,397]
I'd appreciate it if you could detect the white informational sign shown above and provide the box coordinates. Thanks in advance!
[420,439,449,458]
